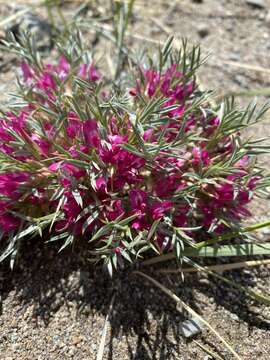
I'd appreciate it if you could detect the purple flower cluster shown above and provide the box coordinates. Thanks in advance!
[0,55,261,261]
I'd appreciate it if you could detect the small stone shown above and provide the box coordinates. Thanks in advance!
[91,343,97,352]
[228,52,241,61]
[246,0,265,9]
[266,11,270,24]
[234,75,248,88]
[146,310,154,321]
[204,356,213,360]
[68,347,76,356]
[261,227,270,235]
[197,24,209,38]
[10,333,18,343]
[192,0,203,3]
[230,313,239,321]
[71,335,82,346]
[179,317,203,338]
[198,277,211,286]
[10,320,18,328]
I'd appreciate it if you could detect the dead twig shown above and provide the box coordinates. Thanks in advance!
[96,294,115,360]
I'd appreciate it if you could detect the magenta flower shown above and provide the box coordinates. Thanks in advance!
[66,118,82,139]
[0,212,20,232]
[106,200,125,221]
[96,176,107,192]
[31,134,51,156]
[0,172,30,200]
[144,69,160,97]
[83,119,100,148]
[192,147,211,167]
[0,52,266,270]
[130,189,147,211]
[49,162,85,184]
[57,56,70,80]
[21,61,34,84]
[247,176,261,190]
[215,183,234,202]
[37,72,56,92]
[150,201,173,220]
[78,63,101,82]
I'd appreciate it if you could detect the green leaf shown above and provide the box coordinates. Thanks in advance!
[82,210,100,235]
[72,189,83,208]
[142,242,270,266]
[120,249,132,263]
[186,242,270,257]
[147,220,160,241]
[121,143,146,158]
[117,213,139,226]
[195,219,270,249]
[46,232,69,243]
[90,223,113,242]
[0,237,16,263]
[58,234,75,252]
[106,257,113,277]
[49,194,66,232]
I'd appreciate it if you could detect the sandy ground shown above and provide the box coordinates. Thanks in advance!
[1,1,270,359]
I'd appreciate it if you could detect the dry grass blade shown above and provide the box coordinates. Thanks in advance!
[194,340,224,360]
[96,294,115,360]
[0,8,30,28]
[217,88,270,99]
[134,271,242,360]
[158,258,270,274]
[184,257,270,305]
[222,60,270,75]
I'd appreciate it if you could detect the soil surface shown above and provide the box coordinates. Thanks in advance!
[1,1,270,359]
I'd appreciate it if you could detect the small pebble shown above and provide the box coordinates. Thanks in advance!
[228,52,241,61]
[261,227,270,235]
[197,24,209,38]
[179,317,203,338]
[230,313,240,321]
[198,278,211,286]
[91,344,97,352]
[71,335,82,346]
[234,74,248,88]
[266,10,270,25]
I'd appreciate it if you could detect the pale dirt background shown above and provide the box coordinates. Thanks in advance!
[1,1,270,359]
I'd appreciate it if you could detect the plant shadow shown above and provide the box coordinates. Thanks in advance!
[1,242,270,359]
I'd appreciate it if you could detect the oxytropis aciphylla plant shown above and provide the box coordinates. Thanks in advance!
[0,34,269,275]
